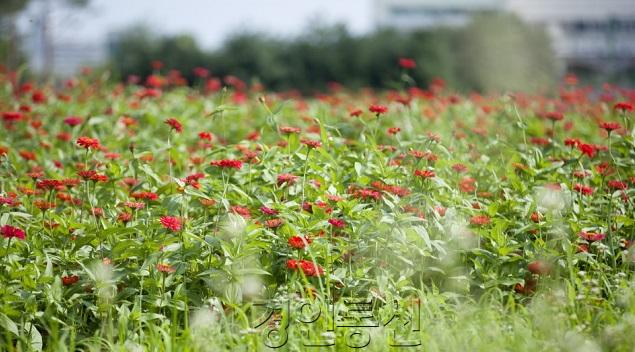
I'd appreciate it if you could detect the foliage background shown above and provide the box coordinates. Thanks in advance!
[107,13,559,94]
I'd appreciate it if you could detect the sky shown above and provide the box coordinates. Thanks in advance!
[20,0,375,49]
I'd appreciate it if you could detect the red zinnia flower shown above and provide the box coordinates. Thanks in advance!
[260,206,278,216]
[299,260,324,277]
[349,109,363,117]
[1,225,25,240]
[328,218,346,228]
[545,112,564,121]
[165,118,183,133]
[231,205,251,218]
[130,191,158,201]
[280,126,301,134]
[387,127,401,135]
[577,143,596,158]
[300,139,322,149]
[76,136,100,150]
[160,216,182,232]
[578,231,606,242]
[2,111,24,122]
[286,259,298,270]
[470,215,490,226]
[369,104,388,115]
[210,159,243,169]
[527,260,551,275]
[573,183,594,195]
[64,116,83,127]
[600,121,621,133]
[613,102,633,113]
[264,218,283,228]
[198,131,213,141]
[156,263,176,273]
[608,180,628,190]
[36,179,64,190]
[414,169,435,178]
[398,58,416,69]
[118,212,133,223]
[62,275,80,286]
[277,173,299,186]
[288,235,312,249]
[451,163,468,173]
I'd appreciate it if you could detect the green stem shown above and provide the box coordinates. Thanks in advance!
[301,149,311,206]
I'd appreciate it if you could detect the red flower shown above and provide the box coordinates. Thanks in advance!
[260,206,278,216]
[280,126,301,134]
[76,136,100,150]
[369,104,388,115]
[414,169,435,178]
[78,170,108,182]
[36,179,64,190]
[349,109,363,117]
[19,150,36,161]
[530,137,550,146]
[231,205,251,218]
[599,121,621,133]
[459,177,476,193]
[545,112,564,121]
[156,263,176,273]
[264,218,283,228]
[387,127,401,135]
[328,218,346,228]
[451,163,468,173]
[198,132,213,141]
[301,139,322,149]
[527,260,551,275]
[614,102,633,112]
[470,215,490,226]
[193,67,209,78]
[160,216,181,232]
[573,183,594,195]
[578,231,606,242]
[130,191,158,201]
[564,138,580,147]
[210,159,243,169]
[608,180,628,190]
[277,173,299,186]
[530,212,542,223]
[299,260,324,277]
[118,212,133,223]
[398,58,416,69]
[2,111,24,122]
[62,275,80,286]
[1,225,25,240]
[64,116,83,127]
[286,259,298,270]
[577,143,596,158]
[288,235,312,249]
[165,118,183,133]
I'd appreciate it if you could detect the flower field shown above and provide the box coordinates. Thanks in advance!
[1,69,635,351]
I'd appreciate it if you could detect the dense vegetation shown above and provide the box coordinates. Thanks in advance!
[1,66,635,351]
[108,13,559,94]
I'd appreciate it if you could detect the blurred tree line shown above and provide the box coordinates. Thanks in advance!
[110,13,559,93]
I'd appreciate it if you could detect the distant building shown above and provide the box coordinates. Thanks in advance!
[19,0,107,77]
[23,33,106,76]
[375,0,635,75]
[375,0,504,29]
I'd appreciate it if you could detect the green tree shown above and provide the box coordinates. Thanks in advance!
[456,12,558,93]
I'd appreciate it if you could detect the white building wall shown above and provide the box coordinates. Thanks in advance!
[375,0,635,63]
